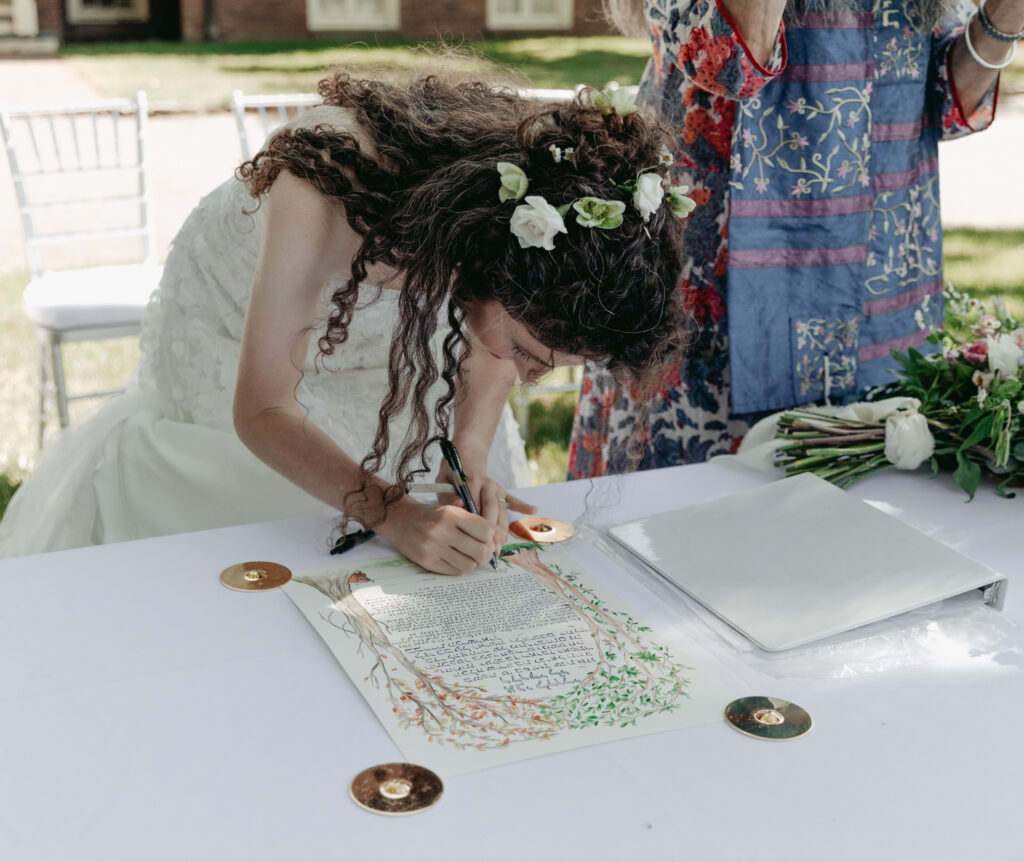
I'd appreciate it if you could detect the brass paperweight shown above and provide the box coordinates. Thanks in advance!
[724,696,812,741]
[219,561,292,592]
[509,516,574,543]
[350,763,443,816]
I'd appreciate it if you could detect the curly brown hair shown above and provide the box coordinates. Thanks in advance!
[238,72,691,525]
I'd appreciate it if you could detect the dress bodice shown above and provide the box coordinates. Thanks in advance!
[136,175,447,483]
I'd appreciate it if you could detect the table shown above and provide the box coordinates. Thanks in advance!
[2,462,1021,861]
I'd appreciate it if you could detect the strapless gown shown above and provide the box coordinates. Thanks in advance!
[0,176,530,557]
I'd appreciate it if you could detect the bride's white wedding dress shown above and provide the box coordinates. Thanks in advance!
[0,174,530,558]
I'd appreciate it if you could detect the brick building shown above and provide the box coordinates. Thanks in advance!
[10,0,612,44]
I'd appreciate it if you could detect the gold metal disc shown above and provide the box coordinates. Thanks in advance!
[724,696,812,741]
[509,516,574,543]
[219,561,292,592]
[349,763,443,816]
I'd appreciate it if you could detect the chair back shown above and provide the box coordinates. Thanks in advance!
[0,91,155,280]
[230,90,322,160]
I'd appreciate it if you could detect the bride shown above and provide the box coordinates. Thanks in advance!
[0,72,691,573]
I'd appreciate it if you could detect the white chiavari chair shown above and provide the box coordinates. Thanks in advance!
[0,91,160,446]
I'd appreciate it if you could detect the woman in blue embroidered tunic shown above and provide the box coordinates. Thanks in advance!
[570,0,1019,476]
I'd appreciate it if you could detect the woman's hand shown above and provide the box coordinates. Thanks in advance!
[433,444,537,556]
[374,494,503,576]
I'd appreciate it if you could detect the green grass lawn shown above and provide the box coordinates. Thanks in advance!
[943,228,1024,317]
[61,34,1024,106]
[63,36,653,108]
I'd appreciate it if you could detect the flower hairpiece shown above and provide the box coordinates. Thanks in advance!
[497,162,696,250]
[668,184,697,218]
[497,161,528,202]
[549,144,575,164]
[588,85,638,116]
[509,195,568,250]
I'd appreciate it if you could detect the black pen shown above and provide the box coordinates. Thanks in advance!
[330,528,376,555]
[439,438,498,570]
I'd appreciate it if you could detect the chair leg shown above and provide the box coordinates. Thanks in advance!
[49,338,71,429]
[36,336,49,450]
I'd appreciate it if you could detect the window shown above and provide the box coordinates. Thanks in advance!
[307,0,400,31]
[487,0,573,30]
[67,0,150,24]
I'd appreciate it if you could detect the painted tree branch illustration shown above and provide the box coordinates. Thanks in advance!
[501,547,693,729]
[294,571,558,749]
[294,547,696,748]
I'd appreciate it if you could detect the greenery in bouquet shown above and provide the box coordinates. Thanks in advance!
[773,286,1024,499]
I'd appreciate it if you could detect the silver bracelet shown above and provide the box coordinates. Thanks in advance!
[964,13,1017,70]
[978,0,1024,42]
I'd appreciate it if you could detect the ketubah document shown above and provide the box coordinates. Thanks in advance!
[608,472,1007,652]
[282,543,733,777]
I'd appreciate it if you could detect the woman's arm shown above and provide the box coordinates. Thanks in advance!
[948,0,1024,117]
[719,0,788,68]
[233,170,498,574]
[647,0,788,100]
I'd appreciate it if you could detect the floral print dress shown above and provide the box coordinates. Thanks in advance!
[569,0,997,477]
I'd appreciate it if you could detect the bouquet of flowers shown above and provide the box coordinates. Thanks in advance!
[772,286,1024,500]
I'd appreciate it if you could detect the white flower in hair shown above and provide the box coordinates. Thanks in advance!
[573,196,626,229]
[510,195,568,250]
[667,184,697,219]
[549,144,563,163]
[608,87,637,115]
[589,85,637,116]
[633,173,664,222]
[659,145,674,166]
[497,161,529,202]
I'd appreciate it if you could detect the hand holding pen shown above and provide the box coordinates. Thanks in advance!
[335,438,536,575]
[435,438,537,569]
[439,439,497,569]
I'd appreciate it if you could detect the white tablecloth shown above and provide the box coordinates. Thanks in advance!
[1,461,1021,862]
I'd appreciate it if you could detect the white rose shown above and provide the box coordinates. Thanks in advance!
[987,333,1024,377]
[633,173,664,222]
[509,195,568,250]
[884,408,935,470]
[1018,400,1024,414]
[497,161,529,202]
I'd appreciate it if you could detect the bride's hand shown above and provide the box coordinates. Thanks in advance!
[374,495,501,576]
[434,451,537,555]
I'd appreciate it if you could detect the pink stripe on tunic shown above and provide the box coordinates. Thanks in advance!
[873,157,939,191]
[784,62,873,82]
[730,244,867,269]
[863,278,943,316]
[731,194,872,218]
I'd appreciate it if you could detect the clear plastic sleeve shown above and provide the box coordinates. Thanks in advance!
[579,524,1017,680]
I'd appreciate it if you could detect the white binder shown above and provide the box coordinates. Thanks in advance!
[608,472,1007,651]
